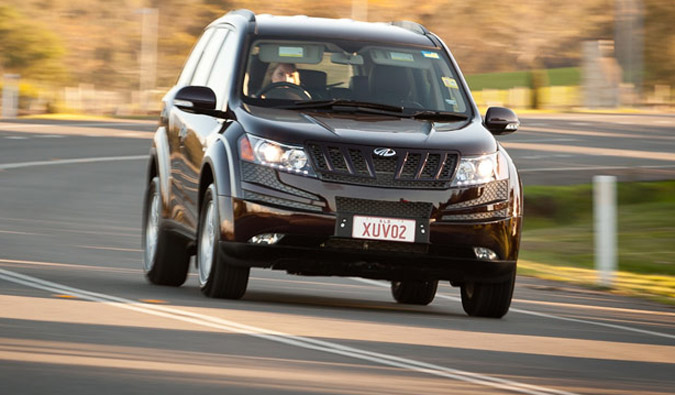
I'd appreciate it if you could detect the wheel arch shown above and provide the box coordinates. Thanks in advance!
[199,163,215,212]
[199,134,239,243]
[200,135,236,203]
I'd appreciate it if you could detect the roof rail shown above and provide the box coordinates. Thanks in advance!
[389,20,429,35]
[227,9,255,22]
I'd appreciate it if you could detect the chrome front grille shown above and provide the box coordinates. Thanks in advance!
[307,142,458,189]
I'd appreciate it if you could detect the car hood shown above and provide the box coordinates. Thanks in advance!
[235,105,497,155]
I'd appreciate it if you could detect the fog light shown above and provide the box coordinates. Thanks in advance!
[249,233,284,245]
[474,247,498,261]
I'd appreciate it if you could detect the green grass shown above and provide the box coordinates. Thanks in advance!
[547,67,581,87]
[521,181,675,276]
[465,67,581,90]
[520,180,675,303]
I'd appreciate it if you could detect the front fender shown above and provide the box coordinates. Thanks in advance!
[200,123,245,243]
[200,122,246,201]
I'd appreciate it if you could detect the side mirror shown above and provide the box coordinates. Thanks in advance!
[174,86,217,114]
[484,107,519,135]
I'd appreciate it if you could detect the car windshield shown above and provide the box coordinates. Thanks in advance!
[241,39,471,116]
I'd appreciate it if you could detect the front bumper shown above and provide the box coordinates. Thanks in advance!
[212,161,522,282]
[216,191,521,282]
[218,239,516,283]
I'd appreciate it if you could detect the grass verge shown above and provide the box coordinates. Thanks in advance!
[520,180,675,304]
[465,67,580,90]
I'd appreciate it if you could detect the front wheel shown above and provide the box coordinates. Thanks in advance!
[142,177,190,286]
[198,184,249,299]
[391,280,438,305]
[460,272,516,318]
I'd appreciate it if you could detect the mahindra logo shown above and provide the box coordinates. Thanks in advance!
[373,147,397,157]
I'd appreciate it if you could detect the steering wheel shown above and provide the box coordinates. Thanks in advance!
[257,82,312,100]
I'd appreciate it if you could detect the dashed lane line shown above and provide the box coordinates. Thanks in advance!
[502,142,675,162]
[0,155,147,170]
[0,122,153,128]
[519,164,675,173]
[0,268,577,395]
[0,121,154,139]
[519,126,675,141]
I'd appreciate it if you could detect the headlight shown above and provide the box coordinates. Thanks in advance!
[451,152,507,187]
[239,135,315,176]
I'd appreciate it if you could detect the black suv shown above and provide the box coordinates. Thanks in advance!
[142,10,522,318]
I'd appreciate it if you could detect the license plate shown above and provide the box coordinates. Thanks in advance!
[351,215,416,243]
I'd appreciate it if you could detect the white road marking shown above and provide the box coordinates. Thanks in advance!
[75,245,143,253]
[519,125,675,141]
[353,279,675,340]
[0,122,153,139]
[0,268,577,395]
[508,138,578,143]
[503,142,675,161]
[519,164,675,173]
[0,216,137,232]
[0,122,152,128]
[520,154,574,160]
[0,230,38,235]
[0,258,141,274]
[4,134,65,139]
[0,155,147,170]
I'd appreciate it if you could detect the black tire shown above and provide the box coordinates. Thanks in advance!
[198,184,250,299]
[142,177,190,286]
[391,280,438,305]
[460,272,516,318]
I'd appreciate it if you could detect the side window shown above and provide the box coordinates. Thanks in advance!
[206,29,238,109]
[190,29,228,86]
[177,29,215,87]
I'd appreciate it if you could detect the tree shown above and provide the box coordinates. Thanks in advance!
[0,6,66,82]
[643,0,675,86]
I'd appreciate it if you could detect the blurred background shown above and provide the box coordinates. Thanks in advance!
[0,0,674,116]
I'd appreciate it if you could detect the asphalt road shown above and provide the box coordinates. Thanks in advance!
[507,113,675,185]
[1,115,674,395]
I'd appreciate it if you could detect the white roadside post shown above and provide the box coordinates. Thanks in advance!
[594,175,617,287]
[2,74,20,119]
[137,8,158,113]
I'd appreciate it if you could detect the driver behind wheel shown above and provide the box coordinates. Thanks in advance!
[267,63,300,85]
[258,62,308,100]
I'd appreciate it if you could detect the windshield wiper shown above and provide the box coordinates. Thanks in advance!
[280,99,405,115]
[409,110,469,121]
[279,100,469,121]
